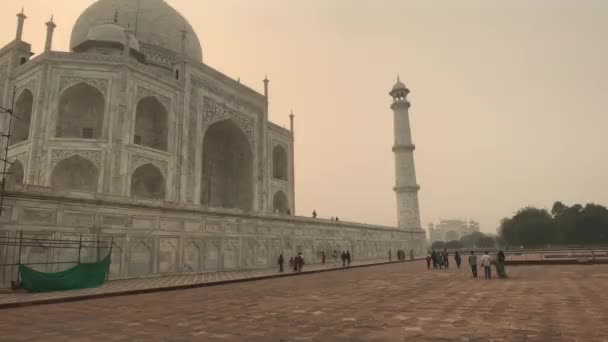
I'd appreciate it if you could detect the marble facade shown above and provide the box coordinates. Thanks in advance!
[0,0,426,285]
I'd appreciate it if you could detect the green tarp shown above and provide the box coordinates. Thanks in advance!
[18,253,111,293]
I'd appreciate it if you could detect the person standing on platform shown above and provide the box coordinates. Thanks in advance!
[443,249,449,268]
[468,251,478,278]
[426,254,431,269]
[431,250,437,269]
[278,254,284,273]
[341,251,346,266]
[346,250,351,266]
[321,251,326,264]
[455,251,462,269]
[481,251,492,279]
[410,249,414,261]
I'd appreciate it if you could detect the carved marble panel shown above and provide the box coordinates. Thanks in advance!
[63,211,95,227]
[131,153,168,177]
[128,238,153,277]
[158,237,178,273]
[205,240,220,271]
[202,96,256,147]
[223,239,239,269]
[50,150,102,171]
[184,240,202,273]
[59,76,109,96]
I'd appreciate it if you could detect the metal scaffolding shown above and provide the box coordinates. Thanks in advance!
[0,87,17,216]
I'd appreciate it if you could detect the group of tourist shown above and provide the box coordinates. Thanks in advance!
[390,249,415,262]
[426,249,507,279]
[277,253,305,273]
[311,210,340,222]
[426,249,462,269]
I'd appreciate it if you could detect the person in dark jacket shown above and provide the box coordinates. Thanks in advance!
[278,254,284,273]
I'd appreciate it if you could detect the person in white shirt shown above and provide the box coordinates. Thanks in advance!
[480,251,493,279]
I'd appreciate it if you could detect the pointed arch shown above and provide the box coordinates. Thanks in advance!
[272,145,288,181]
[56,83,105,139]
[10,90,33,144]
[201,119,253,211]
[134,96,168,151]
[50,155,99,192]
[273,190,288,214]
[5,160,24,189]
[130,163,166,200]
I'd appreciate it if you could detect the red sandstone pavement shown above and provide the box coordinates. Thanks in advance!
[2,261,608,341]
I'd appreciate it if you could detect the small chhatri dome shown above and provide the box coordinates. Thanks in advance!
[86,23,140,50]
[391,76,408,93]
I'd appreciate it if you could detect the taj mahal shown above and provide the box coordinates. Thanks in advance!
[0,0,426,283]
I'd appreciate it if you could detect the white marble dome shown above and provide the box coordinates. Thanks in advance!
[71,0,202,62]
[86,23,140,50]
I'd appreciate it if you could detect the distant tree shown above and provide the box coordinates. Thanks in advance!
[431,241,445,250]
[551,201,568,218]
[460,231,496,249]
[444,240,463,249]
[499,202,608,247]
[499,207,555,248]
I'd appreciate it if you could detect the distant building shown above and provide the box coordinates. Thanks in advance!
[428,219,480,242]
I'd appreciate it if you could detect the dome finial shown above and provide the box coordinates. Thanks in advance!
[397,75,400,82]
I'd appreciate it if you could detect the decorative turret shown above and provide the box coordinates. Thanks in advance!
[16,9,27,42]
[44,16,56,52]
[263,75,269,99]
[389,77,422,231]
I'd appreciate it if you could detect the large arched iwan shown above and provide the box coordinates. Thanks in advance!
[130,163,166,200]
[201,119,253,211]
[10,90,33,144]
[56,83,105,139]
[134,96,168,151]
[50,155,99,192]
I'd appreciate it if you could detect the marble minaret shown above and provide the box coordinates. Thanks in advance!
[390,78,422,231]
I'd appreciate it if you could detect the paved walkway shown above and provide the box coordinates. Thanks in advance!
[0,258,394,308]
[2,262,608,341]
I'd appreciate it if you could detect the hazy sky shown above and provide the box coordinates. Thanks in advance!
[2,0,607,234]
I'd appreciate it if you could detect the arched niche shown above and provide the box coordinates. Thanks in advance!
[201,119,253,211]
[134,96,168,151]
[5,160,24,189]
[130,163,166,200]
[56,83,105,139]
[50,155,99,192]
[272,145,288,181]
[10,90,33,144]
[273,190,288,214]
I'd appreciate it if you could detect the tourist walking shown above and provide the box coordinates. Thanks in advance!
[346,250,351,266]
[341,251,346,266]
[468,251,478,278]
[437,253,444,269]
[443,249,449,268]
[431,250,437,269]
[297,253,304,272]
[496,250,507,278]
[289,256,294,271]
[278,254,284,273]
[481,251,492,279]
[321,251,326,264]
[454,251,462,269]
[426,254,431,269]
